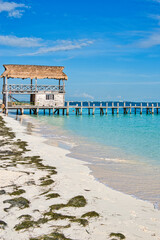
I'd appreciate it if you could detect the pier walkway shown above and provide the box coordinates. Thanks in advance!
[4,101,160,115]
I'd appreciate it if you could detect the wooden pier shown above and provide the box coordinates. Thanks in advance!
[4,102,160,116]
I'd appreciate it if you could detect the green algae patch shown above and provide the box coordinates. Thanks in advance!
[44,211,75,221]
[0,220,7,229]
[14,139,29,153]
[28,156,44,169]
[10,189,26,196]
[3,197,30,211]
[46,193,60,200]
[110,233,126,240]
[70,218,88,227]
[45,166,57,175]
[81,211,100,218]
[14,220,35,231]
[49,195,87,211]
[18,214,33,221]
[0,116,15,139]
[15,218,48,231]
[40,179,54,186]
[30,232,72,240]
[40,189,51,196]
[0,190,6,195]
[67,195,87,208]
[50,204,66,211]
[36,218,48,225]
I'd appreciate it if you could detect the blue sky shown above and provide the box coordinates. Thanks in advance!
[1,0,160,101]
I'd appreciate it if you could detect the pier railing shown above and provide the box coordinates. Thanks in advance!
[5,84,64,94]
[3,101,160,115]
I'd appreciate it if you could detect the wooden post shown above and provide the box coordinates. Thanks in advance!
[49,109,51,115]
[76,104,78,115]
[156,103,158,114]
[124,102,126,114]
[152,104,154,114]
[44,109,45,115]
[117,102,119,114]
[3,77,5,105]
[35,77,37,92]
[140,103,142,115]
[66,102,69,115]
[21,108,24,115]
[59,80,61,91]
[5,77,8,114]
[88,102,90,115]
[30,79,33,104]
[106,102,108,115]
[92,104,95,115]
[146,103,148,114]
[112,102,114,115]
[130,103,132,114]
[63,80,65,93]
[100,103,102,115]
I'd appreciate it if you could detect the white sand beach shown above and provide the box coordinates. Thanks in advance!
[0,114,160,240]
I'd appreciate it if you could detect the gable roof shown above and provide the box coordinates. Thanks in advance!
[1,64,68,80]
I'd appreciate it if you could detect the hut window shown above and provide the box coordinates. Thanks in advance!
[46,94,54,100]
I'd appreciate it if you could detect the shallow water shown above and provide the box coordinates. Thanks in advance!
[12,110,160,208]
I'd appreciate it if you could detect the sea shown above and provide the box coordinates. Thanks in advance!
[11,101,160,209]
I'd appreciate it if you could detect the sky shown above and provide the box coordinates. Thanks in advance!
[1,0,160,101]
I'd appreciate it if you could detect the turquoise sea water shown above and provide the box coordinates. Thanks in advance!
[12,109,160,207]
[35,111,160,166]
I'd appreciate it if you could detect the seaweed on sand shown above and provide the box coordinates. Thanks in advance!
[70,218,88,227]
[30,232,72,240]
[110,233,126,239]
[46,193,60,199]
[40,179,54,186]
[0,220,7,229]
[81,211,100,218]
[67,195,87,208]
[49,195,87,211]
[3,197,30,211]
[9,189,26,196]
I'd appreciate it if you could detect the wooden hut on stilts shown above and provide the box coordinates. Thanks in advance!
[1,64,68,114]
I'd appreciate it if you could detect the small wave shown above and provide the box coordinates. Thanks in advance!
[102,157,133,164]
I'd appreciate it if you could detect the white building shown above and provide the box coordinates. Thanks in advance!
[1,64,68,108]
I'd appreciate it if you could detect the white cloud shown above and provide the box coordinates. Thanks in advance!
[21,40,94,56]
[72,92,94,100]
[0,1,28,18]
[138,32,160,48]
[0,35,42,47]
[0,35,94,56]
